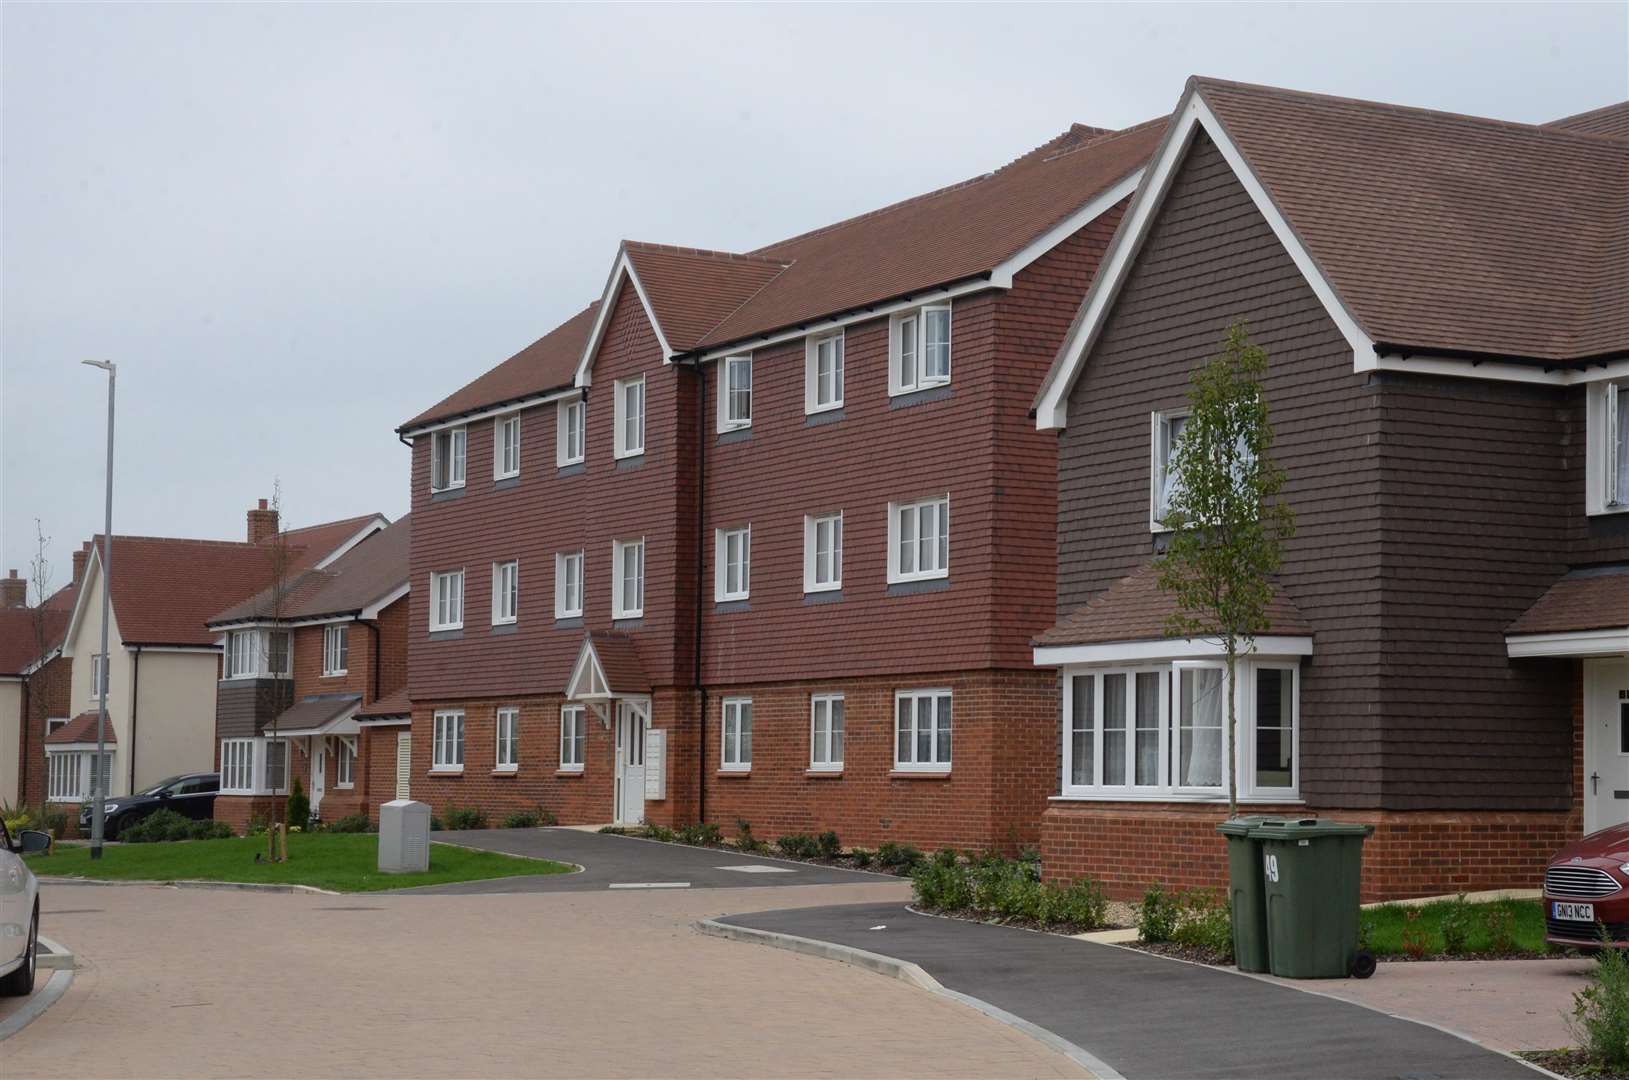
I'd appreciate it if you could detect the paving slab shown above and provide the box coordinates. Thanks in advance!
[717,902,1542,1080]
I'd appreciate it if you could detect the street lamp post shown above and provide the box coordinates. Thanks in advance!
[83,360,115,860]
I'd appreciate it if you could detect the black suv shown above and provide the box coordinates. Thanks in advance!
[78,772,220,839]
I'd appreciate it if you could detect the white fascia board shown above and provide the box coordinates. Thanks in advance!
[356,715,411,727]
[59,544,105,659]
[1361,353,1629,387]
[575,250,676,388]
[360,581,410,621]
[312,516,390,570]
[20,647,62,677]
[989,168,1144,287]
[1506,628,1629,658]
[1033,634,1314,667]
[402,388,578,439]
[1034,87,1374,431]
[132,645,219,654]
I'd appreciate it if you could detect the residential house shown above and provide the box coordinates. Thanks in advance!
[49,502,387,821]
[1030,79,1628,900]
[397,118,1167,849]
[0,563,77,812]
[206,516,409,832]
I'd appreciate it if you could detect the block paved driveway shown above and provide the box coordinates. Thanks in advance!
[5,881,1085,1079]
[407,826,898,892]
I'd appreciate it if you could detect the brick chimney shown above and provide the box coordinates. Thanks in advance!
[0,570,26,608]
[72,541,90,587]
[247,498,280,544]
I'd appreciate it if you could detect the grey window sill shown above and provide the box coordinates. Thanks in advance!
[556,462,585,478]
[494,476,520,491]
[713,600,750,614]
[428,628,464,641]
[889,385,952,410]
[803,590,844,605]
[615,456,645,472]
[805,408,846,427]
[430,487,466,503]
[717,428,752,446]
[489,622,518,636]
[554,616,584,630]
[886,578,950,597]
[612,618,643,631]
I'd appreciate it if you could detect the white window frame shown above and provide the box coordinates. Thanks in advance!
[491,560,519,625]
[46,749,110,803]
[612,538,645,620]
[715,525,751,602]
[614,375,645,459]
[219,739,255,794]
[322,624,349,677]
[431,426,467,492]
[556,396,586,467]
[430,569,465,632]
[432,709,465,773]
[804,332,845,414]
[719,354,753,432]
[554,550,584,619]
[1587,380,1629,515]
[888,303,952,396]
[1150,410,1189,532]
[810,693,845,771]
[887,495,949,584]
[495,706,519,772]
[335,738,355,788]
[224,629,291,679]
[894,689,952,772]
[803,512,843,593]
[89,652,107,696]
[559,704,585,771]
[494,413,521,480]
[721,697,752,772]
[264,738,289,794]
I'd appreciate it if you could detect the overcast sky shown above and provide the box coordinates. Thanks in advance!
[2,2,1624,594]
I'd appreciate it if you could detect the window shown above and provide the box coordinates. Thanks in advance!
[811,694,845,770]
[1588,380,1629,514]
[430,569,464,631]
[557,396,586,466]
[805,332,845,413]
[888,496,949,583]
[889,304,951,395]
[89,652,107,696]
[715,526,750,602]
[612,538,644,619]
[431,426,467,491]
[614,375,645,458]
[46,750,109,802]
[803,512,843,593]
[220,739,255,793]
[335,739,355,787]
[496,707,519,771]
[1151,411,1189,528]
[225,630,290,679]
[895,689,952,771]
[1061,661,1299,799]
[495,414,521,479]
[220,737,291,794]
[265,739,288,792]
[492,560,519,625]
[433,710,465,772]
[227,632,254,678]
[322,625,349,676]
[559,705,585,771]
[555,550,584,619]
[720,354,752,431]
[721,698,752,771]
[46,717,67,734]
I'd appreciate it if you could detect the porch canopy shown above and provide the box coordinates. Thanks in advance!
[269,694,362,738]
[356,687,411,727]
[1506,564,1629,659]
[45,711,118,749]
[565,631,651,704]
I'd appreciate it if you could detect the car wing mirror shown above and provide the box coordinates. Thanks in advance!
[18,830,52,854]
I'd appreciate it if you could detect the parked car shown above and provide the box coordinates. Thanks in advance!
[78,772,220,839]
[1544,823,1629,948]
[0,817,50,995]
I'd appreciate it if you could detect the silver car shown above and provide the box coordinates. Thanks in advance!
[0,817,50,996]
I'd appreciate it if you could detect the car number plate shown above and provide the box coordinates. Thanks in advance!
[1554,902,1595,922]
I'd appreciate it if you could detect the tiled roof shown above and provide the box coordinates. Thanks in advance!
[1194,77,1628,363]
[358,688,411,719]
[588,631,650,693]
[1035,562,1313,648]
[622,243,788,352]
[46,711,116,745]
[270,694,361,734]
[209,516,408,627]
[1507,565,1629,636]
[1544,101,1629,140]
[0,583,75,674]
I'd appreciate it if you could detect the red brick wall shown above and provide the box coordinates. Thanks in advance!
[374,596,409,700]
[291,622,370,700]
[215,794,286,834]
[21,654,72,808]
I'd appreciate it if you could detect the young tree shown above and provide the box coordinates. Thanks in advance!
[1156,323,1296,819]
[260,481,295,861]
[25,521,53,815]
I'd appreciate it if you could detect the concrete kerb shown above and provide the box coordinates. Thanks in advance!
[603,829,900,879]
[696,917,1122,1080]
[425,837,587,874]
[0,969,74,1042]
[39,876,342,896]
[36,935,74,971]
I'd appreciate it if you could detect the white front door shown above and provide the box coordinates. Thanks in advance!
[1585,659,1629,835]
[310,741,326,818]
[615,701,647,825]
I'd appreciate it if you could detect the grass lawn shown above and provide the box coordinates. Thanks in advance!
[25,832,574,893]
[1361,897,1549,957]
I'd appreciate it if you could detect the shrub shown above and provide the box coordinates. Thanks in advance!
[1054,876,1110,929]
[501,809,542,829]
[536,807,558,827]
[814,831,841,860]
[1440,894,1472,956]
[849,848,874,868]
[188,819,234,841]
[327,813,374,834]
[642,824,676,842]
[1401,909,1430,959]
[122,808,194,843]
[677,821,723,847]
[1136,883,1181,943]
[911,856,974,911]
[733,818,767,853]
[1571,930,1629,1069]
[286,776,310,830]
[1,801,35,834]
[441,805,488,831]
[429,816,443,832]
[1172,888,1233,959]
[1484,905,1517,955]
[776,833,818,859]
[877,841,925,874]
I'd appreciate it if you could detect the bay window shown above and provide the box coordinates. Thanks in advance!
[225,629,291,679]
[218,736,288,795]
[46,749,113,803]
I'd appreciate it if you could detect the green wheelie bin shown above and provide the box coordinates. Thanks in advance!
[1255,818,1376,979]
[1216,816,1273,973]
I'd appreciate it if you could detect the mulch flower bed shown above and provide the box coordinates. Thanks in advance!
[1520,1049,1629,1079]
[1125,940,1234,965]
[910,904,1122,937]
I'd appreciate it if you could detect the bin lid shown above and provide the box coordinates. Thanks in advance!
[1216,815,1276,837]
[1250,817,1374,840]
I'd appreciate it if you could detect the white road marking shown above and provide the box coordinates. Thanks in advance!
[715,865,797,874]
[607,882,691,889]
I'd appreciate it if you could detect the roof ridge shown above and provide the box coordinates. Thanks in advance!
[689,260,795,346]
[623,240,788,267]
[279,512,383,536]
[96,533,300,550]
[1041,116,1171,164]
[1544,100,1629,131]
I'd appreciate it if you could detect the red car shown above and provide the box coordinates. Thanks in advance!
[1546,823,1629,948]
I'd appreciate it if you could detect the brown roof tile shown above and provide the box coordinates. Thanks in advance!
[1507,566,1629,636]
[622,243,788,352]
[46,711,116,745]
[270,694,362,734]
[0,595,71,675]
[358,687,411,719]
[588,631,650,693]
[1545,102,1629,140]
[1035,561,1312,648]
[209,516,408,626]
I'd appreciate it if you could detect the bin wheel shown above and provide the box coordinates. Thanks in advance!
[1349,950,1376,979]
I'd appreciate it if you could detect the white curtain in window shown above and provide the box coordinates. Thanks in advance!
[1177,668,1224,787]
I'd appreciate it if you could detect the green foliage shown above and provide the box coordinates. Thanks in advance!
[910,851,1108,930]
[776,833,818,859]
[849,847,874,868]
[1136,883,1181,943]
[815,831,842,860]
[1440,893,1473,956]
[1401,909,1430,959]
[122,808,234,843]
[1171,888,1234,959]
[1,800,36,834]
[501,809,542,829]
[641,824,676,842]
[326,813,375,834]
[911,855,975,911]
[189,819,235,841]
[1571,931,1629,1069]
[733,818,767,853]
[429,816,443,832]
[1362,898,1544,957]
[1484,905,1517,955]
[537,807,558,827]
[876,841,925,874]
[441,805,488,831]
[286,776,310,830]
[677,821,723,847]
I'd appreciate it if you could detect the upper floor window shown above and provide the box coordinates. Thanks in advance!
[555,550,584,619]
[495,414,521,479]
[322,624,349,676]
[887,495,949,584]
[1588,380,1629,515]
[430,569,464,632]
[612,538,645,620]
[715,525,751,602]
[559,704,586,771]
[492,560,519,625]
[495,706,519,771]
[895,689,951,771]
[1151,411,1188,530]
[810,693,845,770]
[557,396,585,467]
[803,511,843,593]
[431,426,467,492]
[614,376,645,458]
[721,697,752,772]
[805,332,844,413]
[889,304,951,396]
[226,630,290,679]
[720,355,752,431]
[89,652,108,696]
[432,709,465,772]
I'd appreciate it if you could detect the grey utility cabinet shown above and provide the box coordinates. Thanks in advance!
[378,799,431,874]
